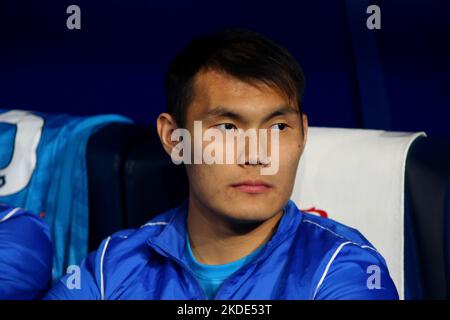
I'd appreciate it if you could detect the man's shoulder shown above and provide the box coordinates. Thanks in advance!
[293,210,388,268]
[105,207,177,251]
[67,206,179,298]
[97,205,181,267]
[298,211,376,251]
[296,212,398,300]
[291,211,398,299]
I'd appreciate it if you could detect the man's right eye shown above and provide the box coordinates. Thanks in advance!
[216,123,237,131]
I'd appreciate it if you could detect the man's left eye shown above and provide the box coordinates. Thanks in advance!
[270,123,288,130]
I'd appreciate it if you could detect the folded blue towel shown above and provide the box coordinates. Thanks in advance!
[0,109,132,281]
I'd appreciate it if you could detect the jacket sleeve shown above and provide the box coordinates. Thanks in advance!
[0,211,53,300]
[313,242,399,300]
[43,237,110,300]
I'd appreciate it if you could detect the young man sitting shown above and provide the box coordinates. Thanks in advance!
[45,28,399,300]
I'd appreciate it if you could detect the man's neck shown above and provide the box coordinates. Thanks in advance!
[186,196,283,265]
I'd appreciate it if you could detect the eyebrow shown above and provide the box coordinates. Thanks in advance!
[261,105,300,123]
[203,105,299,124]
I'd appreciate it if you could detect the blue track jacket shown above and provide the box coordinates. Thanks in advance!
[45,199,399,300]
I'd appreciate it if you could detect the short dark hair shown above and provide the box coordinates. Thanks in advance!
[165,28,306,127]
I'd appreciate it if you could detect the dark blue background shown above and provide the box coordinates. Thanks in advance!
[0,0,449,137]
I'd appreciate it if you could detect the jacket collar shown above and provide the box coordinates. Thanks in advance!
[146,198,303,264]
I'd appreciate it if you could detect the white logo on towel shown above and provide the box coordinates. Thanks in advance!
[0,110,44,196]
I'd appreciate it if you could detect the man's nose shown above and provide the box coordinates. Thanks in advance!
[236,130,270,167]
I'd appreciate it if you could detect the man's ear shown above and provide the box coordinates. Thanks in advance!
[156,112,179,156]
[301,113,308,149]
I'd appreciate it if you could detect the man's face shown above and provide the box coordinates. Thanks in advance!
[182,69,307,223]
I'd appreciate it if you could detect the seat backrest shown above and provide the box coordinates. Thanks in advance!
[405,136,450,299]
[86,123,188,249]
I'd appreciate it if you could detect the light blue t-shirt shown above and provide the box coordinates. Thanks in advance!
[185,233,266,299]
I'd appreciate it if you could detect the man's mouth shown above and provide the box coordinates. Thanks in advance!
[230,180,273,194]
